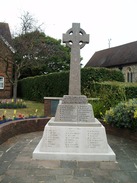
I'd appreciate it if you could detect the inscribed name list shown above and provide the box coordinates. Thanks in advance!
[55,104,95,122]
[40,126,108,153]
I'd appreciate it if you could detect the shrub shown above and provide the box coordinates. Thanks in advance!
[104,98,137,130]
[90,100,104,118]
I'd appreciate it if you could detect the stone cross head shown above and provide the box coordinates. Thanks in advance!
[63,23,89,95]
[63,23,89,49]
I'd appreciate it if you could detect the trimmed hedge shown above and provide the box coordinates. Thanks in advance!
[18,67,124,102]
[95,82,137,100]
[88,81,137,118]
[18,71,69,102]
[81,67,124,83]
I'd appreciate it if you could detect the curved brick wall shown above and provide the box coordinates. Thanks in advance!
[0,117,50,145]
[0,118,137,145]
[102,122,137,141]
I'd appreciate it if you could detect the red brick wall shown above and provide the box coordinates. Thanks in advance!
[44,99,51,116]
[0,118,50,145]
[0,40,13,98]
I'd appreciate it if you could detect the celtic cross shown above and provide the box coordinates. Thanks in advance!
[63,23,89,95]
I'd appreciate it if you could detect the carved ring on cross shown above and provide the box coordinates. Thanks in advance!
[65,28,87,49]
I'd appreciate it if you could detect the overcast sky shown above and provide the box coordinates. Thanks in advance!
[0,0,137,66]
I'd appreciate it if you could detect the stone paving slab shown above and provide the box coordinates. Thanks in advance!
[0,131,137,183]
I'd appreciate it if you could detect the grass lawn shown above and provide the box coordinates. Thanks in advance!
[0,100,44,120]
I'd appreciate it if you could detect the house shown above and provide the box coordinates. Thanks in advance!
[85,41,137,82]
[0,22,15,99]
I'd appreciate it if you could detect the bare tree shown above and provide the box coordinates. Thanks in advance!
[10,11,43,103]
[19,11,43,34]
[3,11,69,103]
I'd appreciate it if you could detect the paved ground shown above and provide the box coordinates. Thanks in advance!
[0,131,137,183]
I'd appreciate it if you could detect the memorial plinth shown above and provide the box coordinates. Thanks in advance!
[33,95,116,161]
[33,23,116,161]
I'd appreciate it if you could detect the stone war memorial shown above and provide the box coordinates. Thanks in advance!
[33,23,116,161]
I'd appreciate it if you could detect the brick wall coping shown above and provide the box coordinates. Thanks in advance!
[44,97,63,100]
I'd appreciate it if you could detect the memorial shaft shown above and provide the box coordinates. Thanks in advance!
[63,23,89,95]
[69,42,81,95]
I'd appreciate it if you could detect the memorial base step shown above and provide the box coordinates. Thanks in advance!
[33,118,116,162]
[33,144,115,161]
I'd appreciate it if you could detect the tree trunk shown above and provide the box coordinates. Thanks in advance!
[13,83,17,103]
[13,72,18,103]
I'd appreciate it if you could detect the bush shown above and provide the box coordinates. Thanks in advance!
[104,98,137,130]
[90,100,104,118]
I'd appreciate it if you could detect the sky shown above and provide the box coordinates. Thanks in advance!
[0,0,137,66]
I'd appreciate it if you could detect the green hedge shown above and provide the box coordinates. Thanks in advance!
[97,82,137,99]
[81,67,124,96]
[18,71,69,102]
[81,67,124,83]
[89,82,137,118]
[18,67,124,102]
[88,82,125,118]
[86,81,137,99]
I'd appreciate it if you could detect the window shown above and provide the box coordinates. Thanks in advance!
[0,76,4,89]
[127,67,133,82]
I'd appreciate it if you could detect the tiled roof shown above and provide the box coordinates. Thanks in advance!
[0,23,12,44]
[85,41,137,68]
[0,22,15,53]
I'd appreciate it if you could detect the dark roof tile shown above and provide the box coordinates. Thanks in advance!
[85,41,137,68]
[0,22,13,46]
